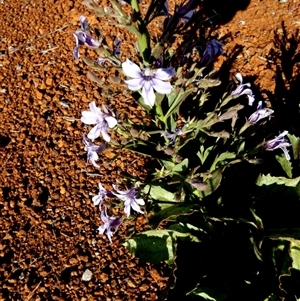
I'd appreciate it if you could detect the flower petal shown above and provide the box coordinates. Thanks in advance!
[73,46,80,59]
[154,67,176,80]
[124,78,144,91]
[81,111,100,124]
[84,34,100,48]
[88,124,102,141]
[142,82,156,107]
[131,201,144,215]
[112,185,131,195]
[79,15,89,31]
[281,147,291,161]
[122,59,143,78]
[105,116,117,128]
[135,198,145,205]
[234,73,243,84]
[101,125,111,142]
[124,204,131,217]
[151,78,172,94]
[247,94,255,106]
[92,195,102,206]
[97,225,106,235]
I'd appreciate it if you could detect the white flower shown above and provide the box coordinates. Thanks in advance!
[92,183,112,206]
[112,185,145,217]
[231,73,255,106]
[264,131,291,160]
[97,206,122,243]
[82,134,106,168]
[122,59,175,107]
[81,101,117,142]
[248,101,274,123]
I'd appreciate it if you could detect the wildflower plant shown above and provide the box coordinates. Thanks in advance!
[75,0,300,299]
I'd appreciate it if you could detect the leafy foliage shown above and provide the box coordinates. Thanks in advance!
[76,1,300,300]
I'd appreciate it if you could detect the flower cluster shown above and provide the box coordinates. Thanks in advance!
[73,16,100,59]
[79,99,145,243]
[93,183,145,243]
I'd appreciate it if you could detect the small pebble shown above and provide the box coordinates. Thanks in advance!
[82,269,93,281]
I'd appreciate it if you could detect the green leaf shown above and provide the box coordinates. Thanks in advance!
[162,158,189,173]
[187,286,226,301]
[124,230,200,265]
[164,88,194,121]
[195,167,225,198]
[287,133,300,160]
[137,32,151,65]
[143,184,176,202]
[173,158,189,173]
[263,229,300,244]
[197,145,214,165]
[210,152,236,172]
[289,241,300,271]
[197,78,221,89]
[149,204,196,228]
[206,131,230,139]
[256,174,300,196]
[275,154,293,178]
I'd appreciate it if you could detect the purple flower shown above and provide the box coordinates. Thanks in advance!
[264,131,291,160]
[112,185,145,217]
[73,16,100,59]
[83,134,106,168]
[231,73,255,106]
[81,101,117,142]
[161,128,182,144]
[92,183,113,206]
[122,59,175,107]
[248,101,274,123]
[200,40,223,66]
[176,0,198,22]
[97,206,122,243]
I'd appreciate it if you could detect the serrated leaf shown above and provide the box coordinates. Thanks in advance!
[275,154,293,178]
[256,174,300,196]
[124,230,200,265]
[287,133,300,160]
[149,204,196,229]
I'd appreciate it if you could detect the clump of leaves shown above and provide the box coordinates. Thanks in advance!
[74,0,300,300]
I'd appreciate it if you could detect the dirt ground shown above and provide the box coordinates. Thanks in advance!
[0,0,299,300]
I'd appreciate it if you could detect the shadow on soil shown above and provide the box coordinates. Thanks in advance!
[202,0,251,24]
[157,22,300,301]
